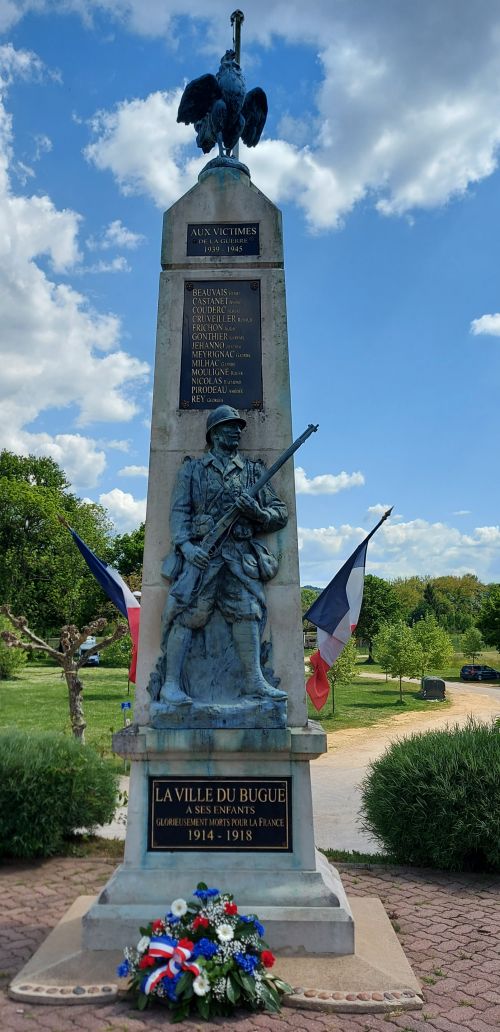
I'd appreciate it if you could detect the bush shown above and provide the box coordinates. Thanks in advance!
[0,729,118,857]
[99,630,132,668]
[360,718,500,872]
[0,616,27,679]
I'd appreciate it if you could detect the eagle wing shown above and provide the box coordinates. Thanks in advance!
[241,87,268,147]
[177,74,222,125]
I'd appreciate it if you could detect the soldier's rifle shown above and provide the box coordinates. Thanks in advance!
[200,422,319,559]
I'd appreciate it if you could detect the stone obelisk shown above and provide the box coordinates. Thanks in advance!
[83,28,354,958]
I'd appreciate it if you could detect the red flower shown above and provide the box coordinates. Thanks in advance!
[224,902,238,915]
[151,919,164,933]
[261,950,275,968]
[193,915,209,929]
[178,938,194,951]
[138,955,156,969]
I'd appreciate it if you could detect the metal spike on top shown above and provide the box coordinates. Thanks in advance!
[176,8,267,176]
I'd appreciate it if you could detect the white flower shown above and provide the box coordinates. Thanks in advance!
[137,935,150,954]
[170,898,188,917]
[217,923,234,943]
[193,972,210,996]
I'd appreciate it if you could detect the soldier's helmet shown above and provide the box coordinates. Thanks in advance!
[206,405,246,442]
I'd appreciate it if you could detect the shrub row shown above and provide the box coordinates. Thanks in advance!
[361,718,500,872]
[0,729,117,857]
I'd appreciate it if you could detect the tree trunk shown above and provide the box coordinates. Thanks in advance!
[399,674,403,704]
[64,666,86,742]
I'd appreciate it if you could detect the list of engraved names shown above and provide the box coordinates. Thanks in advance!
[179,280,262,410]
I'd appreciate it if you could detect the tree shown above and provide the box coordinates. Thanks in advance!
[391,576,426,622]
[301,586,320,633]
[0,605,127,742]
[0,450,113,634]
[412,614,454,679]
[430,574,486,634]
[327,636,358,715]
[461,627,484,666]
[110,524,145,578]
[373,620,423,703]
[477,585,500,651]
[356,575,401,662]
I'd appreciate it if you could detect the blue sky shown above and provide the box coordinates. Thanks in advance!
[1,1,499,586]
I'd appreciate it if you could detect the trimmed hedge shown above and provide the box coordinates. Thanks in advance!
[0,729,118,857]
[360,718,500,872]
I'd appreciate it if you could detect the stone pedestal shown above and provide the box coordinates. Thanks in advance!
[83,724,354,955]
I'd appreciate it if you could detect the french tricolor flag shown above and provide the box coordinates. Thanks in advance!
[303,508,392,711]
[69,527,141,683]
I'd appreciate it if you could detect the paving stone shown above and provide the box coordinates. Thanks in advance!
[2,859,500,1032]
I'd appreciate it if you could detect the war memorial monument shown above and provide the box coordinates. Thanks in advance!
[10,12,421,1013]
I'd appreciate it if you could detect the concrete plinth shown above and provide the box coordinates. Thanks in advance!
[9,896,422,1014]
[82,725,354,956]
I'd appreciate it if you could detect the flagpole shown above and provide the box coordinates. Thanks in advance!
[362,506,394,546]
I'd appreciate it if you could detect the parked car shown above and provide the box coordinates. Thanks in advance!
[78,635,100,666]
[460,664,500,682]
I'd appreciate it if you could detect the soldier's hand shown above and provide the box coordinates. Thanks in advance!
[235,492,266,522]
[181,542,210,569]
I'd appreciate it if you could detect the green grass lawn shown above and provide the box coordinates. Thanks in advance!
[2,647,498,760]
[355,649,500,683]
[0,663,133,768]
[306,675,451,732]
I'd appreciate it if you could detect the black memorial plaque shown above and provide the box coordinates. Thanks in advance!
[187,222,259,257]
[148,776,292,852]
[179,279,262,410]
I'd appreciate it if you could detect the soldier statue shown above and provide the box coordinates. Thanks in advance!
[155,406,288,707]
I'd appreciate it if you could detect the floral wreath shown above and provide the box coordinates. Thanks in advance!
[117,883,291,1020]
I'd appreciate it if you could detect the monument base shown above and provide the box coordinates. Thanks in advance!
[82,723,355,956]
[149,694,286,728]
[9,896,423,1013]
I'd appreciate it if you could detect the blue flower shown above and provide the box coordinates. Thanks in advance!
[165,912,180,924]
[239,915,265,937]
[193,887,220,900]
[116,960,130,978]
[234,952,259,974]
[193,937,220,959]
[163,971,182,1001]
[154,933,178,948]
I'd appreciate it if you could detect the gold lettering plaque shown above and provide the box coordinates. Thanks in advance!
[148,776,292,852]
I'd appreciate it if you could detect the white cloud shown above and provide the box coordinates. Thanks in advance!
[295,466,364,495]
[33,133,52,160]
[453,510,471,517]
[470,313,500,337]
[0,49,150,480]
[80,3,500,228]
[85,89,204,208]
[367,503,392,517]
[0,42,45,84]
[4,430,107,489]
[86,218,145,251]
[99,487,146,531]
[118,464,148,477]
[298,517,500,585]
[85,255,131,274]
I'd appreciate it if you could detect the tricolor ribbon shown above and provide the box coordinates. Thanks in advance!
[142,937,201,994]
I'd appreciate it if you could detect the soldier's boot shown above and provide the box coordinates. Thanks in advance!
[232,621,287,701]
[160,624,192,706]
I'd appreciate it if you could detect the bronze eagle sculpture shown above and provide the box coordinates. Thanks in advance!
[177,49,268,158]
